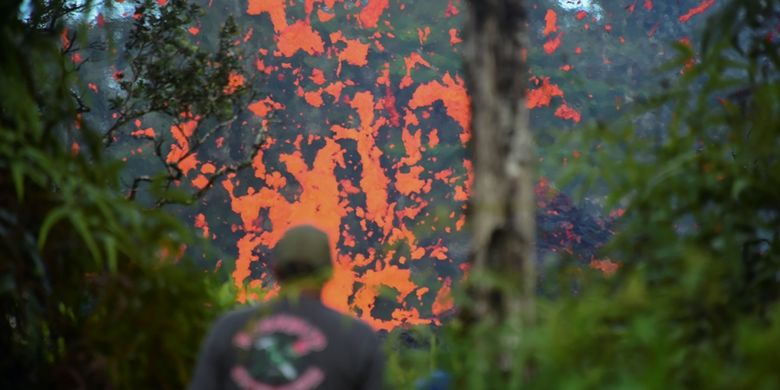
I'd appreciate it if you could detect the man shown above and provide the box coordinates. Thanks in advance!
[190,225,384,390]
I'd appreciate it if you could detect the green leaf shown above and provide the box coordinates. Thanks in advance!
[11,163,24,200]
[104,235,118,273]
[69,211,102,265]
[731,179,750,201]
[38,207,70,250]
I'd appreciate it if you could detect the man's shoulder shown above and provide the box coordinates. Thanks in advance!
[221,305,259,320]
[216,300,378,342]
[210,305,261,334]
[316,304,378,341]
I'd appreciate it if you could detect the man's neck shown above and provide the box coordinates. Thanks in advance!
[277,286,322,301]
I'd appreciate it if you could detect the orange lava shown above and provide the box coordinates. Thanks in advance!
[223,71,245,94]
[304,90,324,107]
[331,31,370,74]
[166,119,199,176]
[432,278,454,316]
[527,77,564,109]
[332,92,394,236]
[399,127,422,166]
[590,258,620,276]
[543,9,558,36]
[223,138,345,302]
[395,166,426,195]
[679,0,716,23]
[168,0,494,331]
[544,34,562,54]
[248,97,284,117]
[400,52,432,89]
[409,73,471,137]
[555,103,581,123]
[247,0,288,32]
[277,20,325,57]
[449,28,462,45]
[194,213,210,238]
[310,68,326,85]
[358,0,389,29]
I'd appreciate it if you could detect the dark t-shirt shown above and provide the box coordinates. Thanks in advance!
[189,296,383,390]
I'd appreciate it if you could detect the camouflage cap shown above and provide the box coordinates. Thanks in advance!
[272,225,333,270]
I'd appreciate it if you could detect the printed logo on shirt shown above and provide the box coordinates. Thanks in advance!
[231,314,328,390]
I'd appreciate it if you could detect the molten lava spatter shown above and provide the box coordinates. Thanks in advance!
[679,0,717,23]
[205,1,476,330]
[102,0,721,331]
[409,73,470,142]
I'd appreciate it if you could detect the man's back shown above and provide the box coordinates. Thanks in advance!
[190,296,383,390]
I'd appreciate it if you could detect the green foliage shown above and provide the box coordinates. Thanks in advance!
[108,0,251,131]
[86,0,259,209]
[387,1,780,388]
[1,1,233,388]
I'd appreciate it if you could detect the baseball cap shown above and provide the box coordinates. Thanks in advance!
[272,225,333,272]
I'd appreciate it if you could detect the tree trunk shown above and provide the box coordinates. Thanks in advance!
[463,0,535,321]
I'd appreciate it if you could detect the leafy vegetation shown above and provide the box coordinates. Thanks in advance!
[0,1,236,388]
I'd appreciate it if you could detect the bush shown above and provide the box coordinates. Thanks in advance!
[0,1,233,388]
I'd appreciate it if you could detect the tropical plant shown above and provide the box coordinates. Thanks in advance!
[0,1,236,388]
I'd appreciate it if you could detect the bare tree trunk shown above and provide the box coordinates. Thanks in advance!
[463,0,535,321]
